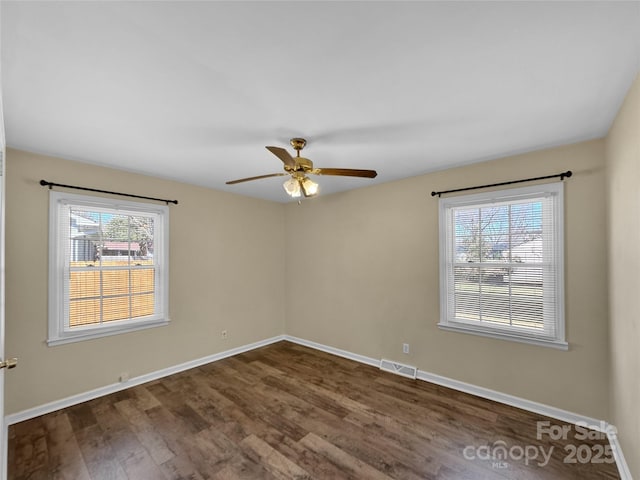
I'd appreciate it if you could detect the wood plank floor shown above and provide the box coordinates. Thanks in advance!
[8,341,620,479]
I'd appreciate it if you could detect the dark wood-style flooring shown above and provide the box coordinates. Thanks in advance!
[9,341,620,479]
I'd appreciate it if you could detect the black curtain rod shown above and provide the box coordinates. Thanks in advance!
[431,170,572,198]
[40,180,178,205]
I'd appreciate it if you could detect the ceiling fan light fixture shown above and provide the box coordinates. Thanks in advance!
[300,177,319,197]
[283,177,301,198]
[226,138,377,198]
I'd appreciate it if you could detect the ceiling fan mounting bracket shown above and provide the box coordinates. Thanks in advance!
[290,137,307,152]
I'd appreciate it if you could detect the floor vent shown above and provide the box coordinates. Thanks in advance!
[379,359,418,379]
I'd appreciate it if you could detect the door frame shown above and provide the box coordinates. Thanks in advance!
[0,147,7,479]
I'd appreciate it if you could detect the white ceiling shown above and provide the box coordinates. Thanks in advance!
[2,1,639,202]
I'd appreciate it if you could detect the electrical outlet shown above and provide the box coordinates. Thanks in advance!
[221,330,228,339]
[403,343,409,354]
[119,372,130,383]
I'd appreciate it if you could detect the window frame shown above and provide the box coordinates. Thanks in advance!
[437,182,567,350]
[48,191,170,346]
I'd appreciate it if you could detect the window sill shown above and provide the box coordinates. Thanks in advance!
[47,318,169,346]
[437,322,568,350]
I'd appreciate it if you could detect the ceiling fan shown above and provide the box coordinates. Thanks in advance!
[226,138,378,198]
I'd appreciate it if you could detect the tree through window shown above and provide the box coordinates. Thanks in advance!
[438,183,566,349]
[48,191,169,345]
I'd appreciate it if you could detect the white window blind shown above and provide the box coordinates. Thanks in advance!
[48,191,169,345]
[438,183,566,349]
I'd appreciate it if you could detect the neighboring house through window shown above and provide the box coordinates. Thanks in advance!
[438,183,566,349]
[48,191,169,345]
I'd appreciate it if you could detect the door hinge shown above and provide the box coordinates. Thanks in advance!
[0,358,17,369]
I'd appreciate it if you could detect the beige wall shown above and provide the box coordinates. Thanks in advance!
[5,148,286,414]
[4,139,616,425]
[606,72,640,478]
[285,139,610,420]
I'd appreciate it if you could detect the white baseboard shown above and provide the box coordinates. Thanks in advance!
[4,335,285,426]
[284,335,381,368]
[607,430,633,480]
[284,335,602,426]
[416,368,604,428]
[283,335,632,480]
[4,334,631,479]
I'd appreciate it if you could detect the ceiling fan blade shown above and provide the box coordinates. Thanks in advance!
[313,168,378,178]
[226,173,288,185]
[266,146,295,168]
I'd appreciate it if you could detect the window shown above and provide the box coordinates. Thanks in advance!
[438,183,566,349]
[48,191,169,345]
